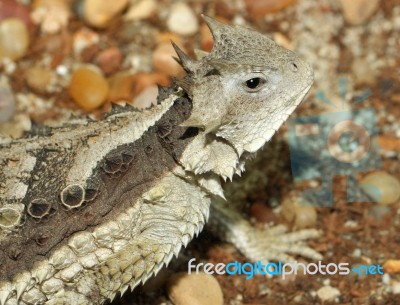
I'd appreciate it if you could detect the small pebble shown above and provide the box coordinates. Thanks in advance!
[351,57,376,85]
[273,32,294,50]
[382,273,391,285]
[392,282,400,294]
[83,0,128,28]
[167,272,223,305]
[281,195,317,229]
[152,42,185,77]
[156,32,183,46]
[0,113,31,138]
[293,205,317,229]
[344,220,358,228]
[31,0,70,34]
[0,18,29,61]
[316,285,341,302]
[245,0,296,18]
[68,66,109,111]
[25,66,53,92]
[72,28,99,57]
[96,47,123,75]
[131,72,169,97]
[124,0,156,21]
[107,72,169,103]
[133,84,158,109]
[351,248,362,258]
[0,78,16,123]
[292,294,302,303]
[166,2,198,36]
[360,171,400,205]
[107,71,135,102]
[339,0,380,25]
[383,260,400,274]
[249,202,275,223]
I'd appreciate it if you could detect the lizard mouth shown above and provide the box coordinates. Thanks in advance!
[269,81,313,137]
[295,81,313,108]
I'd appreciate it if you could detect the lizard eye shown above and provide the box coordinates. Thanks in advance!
[243,77,266,92]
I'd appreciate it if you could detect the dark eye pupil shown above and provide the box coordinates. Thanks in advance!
[246,78,261,89]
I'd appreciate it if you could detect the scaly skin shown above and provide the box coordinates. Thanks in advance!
[0,17,316,304]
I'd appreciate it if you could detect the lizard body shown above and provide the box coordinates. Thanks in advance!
[0,17,315,304]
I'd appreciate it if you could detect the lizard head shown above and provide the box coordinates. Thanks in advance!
[175,16,313,156]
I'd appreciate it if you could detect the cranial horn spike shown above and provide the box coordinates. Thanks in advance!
[202,15,225,37]
[171,41,195,73]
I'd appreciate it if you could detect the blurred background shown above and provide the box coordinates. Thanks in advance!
[0,0,399,304]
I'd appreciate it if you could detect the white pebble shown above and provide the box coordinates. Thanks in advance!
[167,2,198,36]
[317,286,341,302]
[392,281,400,294]
[72,28,99,57]
[133,85,158,109]
[351,248,362,258]
[382,273,391,285]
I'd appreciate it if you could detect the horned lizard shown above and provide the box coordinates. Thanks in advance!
[0,16,319,304]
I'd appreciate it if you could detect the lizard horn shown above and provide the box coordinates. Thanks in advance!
[171,41,197,73]
[202,15,226,42]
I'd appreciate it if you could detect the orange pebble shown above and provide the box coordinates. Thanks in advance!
[383,260,400,273]
[68,66,109,111]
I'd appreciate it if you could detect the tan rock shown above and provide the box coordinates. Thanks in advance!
[83,0,128,28]
[25,66,53,92]
[351,57,376,85]
[167,272,223,305]
[107,71,135,103]
[152,42,185,77]
[281,193,317,229]
[339,0,380,25]
[360,171,400,205]
[0,18,29,61]
[383,260,400,274]
[124,0,156,21]
[245,0,297,18]
[293,205,317,229]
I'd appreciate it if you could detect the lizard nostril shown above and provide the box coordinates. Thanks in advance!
[289,62,298,72]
